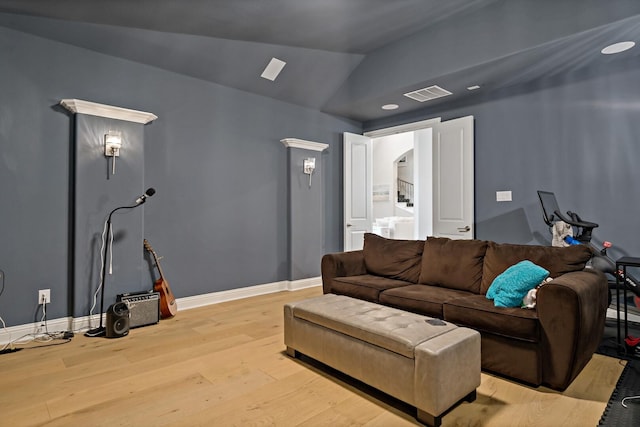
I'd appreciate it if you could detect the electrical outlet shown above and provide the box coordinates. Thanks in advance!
[38,289,51,304]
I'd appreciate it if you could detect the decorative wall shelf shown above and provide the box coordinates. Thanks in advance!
[60,99,158,124]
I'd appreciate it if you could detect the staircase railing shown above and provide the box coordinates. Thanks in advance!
[397,179,414,206]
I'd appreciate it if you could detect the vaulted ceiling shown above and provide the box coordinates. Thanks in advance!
[1,0,640,124]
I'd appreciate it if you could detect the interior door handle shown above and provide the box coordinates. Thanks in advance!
[457,225,470,232]
[346,223,352,227]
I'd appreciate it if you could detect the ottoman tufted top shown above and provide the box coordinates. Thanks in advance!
[291,293,457,358]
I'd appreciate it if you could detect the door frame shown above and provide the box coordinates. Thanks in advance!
[344,116,473,246]
[364,118,442,138]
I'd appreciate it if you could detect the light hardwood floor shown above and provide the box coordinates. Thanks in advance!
[0,287,625,426]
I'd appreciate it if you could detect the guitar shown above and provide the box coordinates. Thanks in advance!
[143,239,178,318]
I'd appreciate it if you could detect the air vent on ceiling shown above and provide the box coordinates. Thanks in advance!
[403,85,452,102]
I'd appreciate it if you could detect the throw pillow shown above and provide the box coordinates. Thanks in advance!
[486,260,549,308]
[362,233,424,283]
[418,237,488,293]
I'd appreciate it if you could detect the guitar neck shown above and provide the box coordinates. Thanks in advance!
[151,252,166,281]
[144,239,166,281]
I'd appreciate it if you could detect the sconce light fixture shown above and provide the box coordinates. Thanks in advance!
[104,131,122,176]
[303,157,316,188]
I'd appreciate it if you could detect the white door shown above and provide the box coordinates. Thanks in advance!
[432,116,474,239]
[344,132,373,251]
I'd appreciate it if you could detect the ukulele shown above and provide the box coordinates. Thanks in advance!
[144,239,178,318]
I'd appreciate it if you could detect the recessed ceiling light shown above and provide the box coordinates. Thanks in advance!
[601,41,635,55]
[261,57,286,81]
[467,85,481,91]
[381,104,399,110]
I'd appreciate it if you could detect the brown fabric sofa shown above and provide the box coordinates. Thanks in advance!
[321,233,609,390]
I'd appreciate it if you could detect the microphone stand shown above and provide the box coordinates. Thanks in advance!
[85,200,146,337]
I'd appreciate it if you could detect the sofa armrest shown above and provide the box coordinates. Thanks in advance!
[321,250,366,294]
[536,268,608,390]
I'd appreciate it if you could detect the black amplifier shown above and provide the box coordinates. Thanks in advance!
[117,291,160,328]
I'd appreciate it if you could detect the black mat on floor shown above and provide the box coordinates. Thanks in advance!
[598,359,640,426]
[597,318,640,427]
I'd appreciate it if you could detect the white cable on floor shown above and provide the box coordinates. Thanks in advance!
[0,315,12,351]
[622,395,640,408]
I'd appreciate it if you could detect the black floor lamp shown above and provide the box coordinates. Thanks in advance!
[85,188,155,337]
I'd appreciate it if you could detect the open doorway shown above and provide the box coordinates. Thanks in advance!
[371,133,416,241]
[344,116,474,251]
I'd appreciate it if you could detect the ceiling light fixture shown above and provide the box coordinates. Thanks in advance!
[601,41,635,55]
[381,104,399,110]
[261,57,286,81]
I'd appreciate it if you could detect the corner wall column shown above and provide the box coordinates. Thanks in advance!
[60,99,157,318]
[281,138,329,281]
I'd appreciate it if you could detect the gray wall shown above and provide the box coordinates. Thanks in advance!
[73,115,146,318]
[287,147,325,280]
[365,63,640,260]
[0,26,359,327]
[3,9,640,329]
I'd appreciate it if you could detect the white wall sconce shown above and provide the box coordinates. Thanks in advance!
[104,131,122,176]
[280,138,328,189]
[303,157,316,188]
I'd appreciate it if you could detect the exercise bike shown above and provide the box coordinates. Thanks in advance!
[537,191,640,301]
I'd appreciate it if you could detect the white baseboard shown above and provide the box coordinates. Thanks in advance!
[0,277,321,345]
[0,317,72,345]
[177,276,320,310]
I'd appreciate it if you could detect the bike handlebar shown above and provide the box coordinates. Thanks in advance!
[553,209,599,229]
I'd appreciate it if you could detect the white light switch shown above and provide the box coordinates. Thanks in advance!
[496,191,512,202]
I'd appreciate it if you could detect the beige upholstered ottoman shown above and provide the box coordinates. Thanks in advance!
[284,294,480,427]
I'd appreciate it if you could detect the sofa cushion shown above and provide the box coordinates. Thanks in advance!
[380,284,473,318]
[363,233,424,283]
[480,242,592,295]
[443,295,540,342]
[487,261,549,308]
[332,274,413,303]
[418,237,488,293]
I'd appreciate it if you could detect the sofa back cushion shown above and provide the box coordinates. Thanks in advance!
[363,233,424,283]
[480,242,592,294]
[418,237,488,293]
